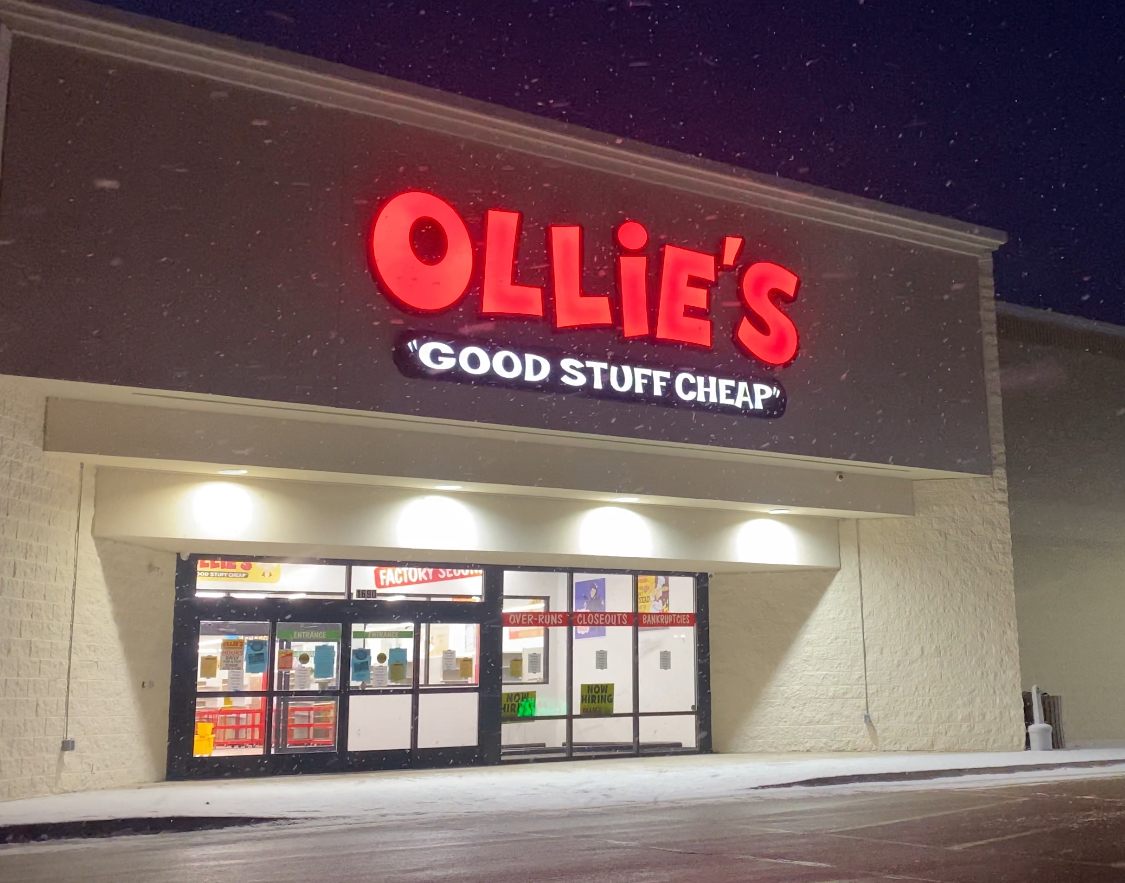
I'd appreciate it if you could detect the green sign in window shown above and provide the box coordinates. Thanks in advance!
[352,630,414,639]
[501,691,537,721]
[276,628,341,641]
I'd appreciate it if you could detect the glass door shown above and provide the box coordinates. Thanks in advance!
[347,623,415,751]
[417,623,481,749]
[272,623,341,754]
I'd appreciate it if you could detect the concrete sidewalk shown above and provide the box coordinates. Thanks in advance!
[3,749,1125,827]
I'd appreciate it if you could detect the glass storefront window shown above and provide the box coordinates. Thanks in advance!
[175,562,704,775]
[502,598,549,685]
[423,623,479,686]
[351,566,483,602]
[272,697,338,753]
[274,623,341,691]
[638,575,697,714]
[193,695,266,757]
[195,560,346,600]
[348,693,412,752]
[197,621,270,693]
[502,571,569,758]
[572,572,634,722]
[351,623,415,689]
[640,715,697,752]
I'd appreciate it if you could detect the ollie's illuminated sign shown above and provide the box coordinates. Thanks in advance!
[369,191,801,365]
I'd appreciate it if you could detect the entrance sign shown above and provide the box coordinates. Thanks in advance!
[370,191,801,365]
[395,334,787,418]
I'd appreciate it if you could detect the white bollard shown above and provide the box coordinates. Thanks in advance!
[1028,685,1053,751]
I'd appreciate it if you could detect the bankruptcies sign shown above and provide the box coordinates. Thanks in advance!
[501,691,537,720]
[396,335,786,419]
[580,683,615,716]
[639,613,695,628]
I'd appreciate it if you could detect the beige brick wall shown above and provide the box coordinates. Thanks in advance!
[0,375,176,801]
[710,257,1025,753]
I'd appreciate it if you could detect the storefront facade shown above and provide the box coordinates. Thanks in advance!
[0,1,1025,800]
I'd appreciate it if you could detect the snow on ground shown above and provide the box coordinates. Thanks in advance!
[3,749,1125,827]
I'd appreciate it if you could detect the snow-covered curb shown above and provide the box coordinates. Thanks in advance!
[4,749,1125,827]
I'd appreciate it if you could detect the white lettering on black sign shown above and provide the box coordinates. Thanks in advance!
[394,333,786,418]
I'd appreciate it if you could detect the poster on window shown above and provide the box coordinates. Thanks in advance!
[574,578,606,639]
[637,575,670,614]
[219,638,245,671]
[245,640,268,674]
[351,648,372,683]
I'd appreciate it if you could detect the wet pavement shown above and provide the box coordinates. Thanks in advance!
[3,774,1125,881]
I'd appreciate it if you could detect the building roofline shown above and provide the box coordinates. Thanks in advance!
[996,302,1125,341]
[0,0,1006,257]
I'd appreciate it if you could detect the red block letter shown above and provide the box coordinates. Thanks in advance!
[616,220,649,338]
[549,225,613,329]
[734,262,800,366]
[482,209,543,317]
[655,245,716,348]
[370,191,473,312]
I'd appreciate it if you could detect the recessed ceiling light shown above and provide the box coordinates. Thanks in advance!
[434,484,462,491]
[218,469,248,475]
[614,496,639,503]
[768,508,790,515]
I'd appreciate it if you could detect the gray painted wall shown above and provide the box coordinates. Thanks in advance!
[0,33,994,472]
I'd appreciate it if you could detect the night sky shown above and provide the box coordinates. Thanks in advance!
[101,0,1125,326]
